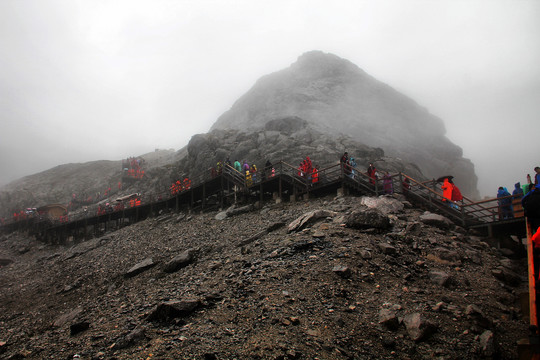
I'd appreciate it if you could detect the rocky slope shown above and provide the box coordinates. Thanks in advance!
[0,192,527,359]
[211,51,478,198]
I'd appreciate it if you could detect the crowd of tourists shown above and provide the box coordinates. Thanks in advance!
[169,178,192,195]
[497,167,540,221]
[122,157,145,179]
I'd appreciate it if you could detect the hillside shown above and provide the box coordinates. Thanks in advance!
[0,149,178,218]
[0,192,527,359]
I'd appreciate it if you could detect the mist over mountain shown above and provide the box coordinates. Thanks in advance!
[212,51,478,198]
[0,51,480,217]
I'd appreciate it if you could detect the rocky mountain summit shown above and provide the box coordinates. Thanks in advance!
[0,192,528,359]
[211,51,478,198]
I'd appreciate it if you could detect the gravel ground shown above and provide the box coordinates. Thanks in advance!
[0,194,529,359]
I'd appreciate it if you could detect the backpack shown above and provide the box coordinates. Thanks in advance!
[452,186,463,201]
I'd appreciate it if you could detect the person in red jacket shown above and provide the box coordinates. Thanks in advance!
[312,166,319,184]
[532,226,540,247]
[441,178,453,202]
[367,163,377,185]
[441,177,462,209]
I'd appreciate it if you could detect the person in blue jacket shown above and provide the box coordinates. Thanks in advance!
[513,182,524,198]
[497,187,513,220]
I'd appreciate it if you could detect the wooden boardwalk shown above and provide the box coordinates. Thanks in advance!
[0,161,526,244]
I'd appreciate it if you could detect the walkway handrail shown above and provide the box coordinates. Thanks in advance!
[222,163,247,188]
[526,220,538,328]
[2,157,529,232]
[401,173,452,202]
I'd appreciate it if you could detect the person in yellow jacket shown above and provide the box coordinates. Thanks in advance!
[245,170,253,187]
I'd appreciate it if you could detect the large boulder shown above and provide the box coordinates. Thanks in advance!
[360,196,404,215]
[419,212,454,230]
[403,313,437,342]
[345,208,391,230]
[288,210,336,233]
[163,249,196,273]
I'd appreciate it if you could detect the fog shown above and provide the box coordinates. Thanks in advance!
[0,0,538,198]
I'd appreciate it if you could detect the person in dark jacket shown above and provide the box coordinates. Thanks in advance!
[523,184,540,231]
[497,187,513,220]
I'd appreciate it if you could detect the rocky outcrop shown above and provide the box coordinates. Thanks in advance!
[211,51,478,197]
[177,124,424,184]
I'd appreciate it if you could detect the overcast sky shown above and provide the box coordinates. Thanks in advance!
[0,0,538,198]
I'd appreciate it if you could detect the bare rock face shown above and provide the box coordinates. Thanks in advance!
[211,51,478,197]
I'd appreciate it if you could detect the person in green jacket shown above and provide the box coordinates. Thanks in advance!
[234,160,242,173]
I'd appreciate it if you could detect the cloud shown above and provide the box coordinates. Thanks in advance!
[0,0,538,197]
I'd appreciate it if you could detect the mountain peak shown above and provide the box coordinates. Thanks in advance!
[291,50,362,77]
[210,51,478,197]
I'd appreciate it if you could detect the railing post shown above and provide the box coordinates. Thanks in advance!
[202,182,206,212]
[220,174,224,210]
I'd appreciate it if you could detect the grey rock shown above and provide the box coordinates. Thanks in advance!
[124,258,156,278]
[359,249,372,259]
[163,249,195,273]
[53,308,83,327]
[332,265,352,278]
[0,258,13,266]
[176,213,186,222]
[403,313,437,342]
[419,212,453,230]
[267,222,286,232]
[227,204,254,217]
[146,299,201,322]
[379,309,399,330]
[432,247,461,263]
[429,271,450,287]
[288,210,336,233]
[378,242,397,255]
[478,330,496,357]
[491,267,521,286]
[360,196,404,215]
[70,321,90,336]
[112,328,146,350]
[345,208,390,230]
[238,230,267,247]
[466,304,491,329]
[405,222,423,236]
